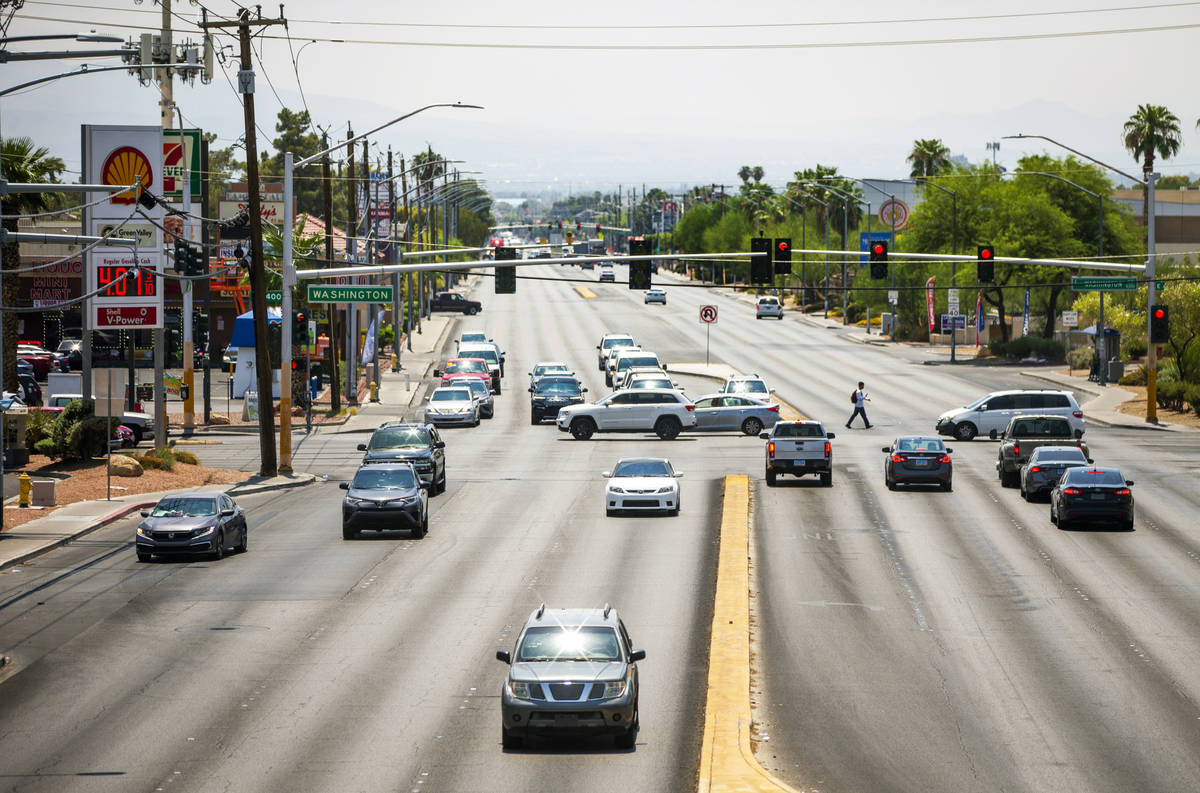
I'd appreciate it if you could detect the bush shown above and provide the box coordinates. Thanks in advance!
[172,449,199,465]
[1155,381,1189,411]
[71,417,113,459]
[1119,367,1147,386]
[988,336,1066,362]
[1186,384,1200,417]
[137,446,178,471]
[25,409,53,447]
[34,438,56,456]
[1068,346,1093,371]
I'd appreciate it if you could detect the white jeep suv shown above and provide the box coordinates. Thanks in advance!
[557,388,697,440]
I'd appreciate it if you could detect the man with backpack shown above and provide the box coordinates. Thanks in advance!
[846,381,871,429]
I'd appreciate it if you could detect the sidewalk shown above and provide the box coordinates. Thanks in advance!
[0,473,316,571]
[1018,369,1194,432]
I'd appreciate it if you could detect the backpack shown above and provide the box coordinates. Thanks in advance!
[850,389,857,404]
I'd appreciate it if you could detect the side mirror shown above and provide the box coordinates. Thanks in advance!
[582,387,589,393]
[338,482,349,490]
[1075,429,1084,439]
[419,480,430,489]
[435,441,446,449]
[496,650,511,664]
[1125,479,1135,486]
[1086,458,1094,464]
[946,448,953,454]
[759,432,769,440]
[357,443,367,451]
[881,446,892,453]
[140,509,151,518]
[601,471,612,478]
[989,429,998,440]
[825,432,836,439]
[674,472,684,478]
[221,508,235,517]
[432,369,442,378]
[769,388,776,393]
[629,649,646,663]
[528,387,534,393]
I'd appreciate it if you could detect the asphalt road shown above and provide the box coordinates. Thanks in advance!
[1,264,1198,793]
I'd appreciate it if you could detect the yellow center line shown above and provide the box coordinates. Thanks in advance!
[573,285,597,299]
[697,474,803,793]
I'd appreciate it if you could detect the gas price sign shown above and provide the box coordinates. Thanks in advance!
[90,249,164,329]
[96,264,157,297]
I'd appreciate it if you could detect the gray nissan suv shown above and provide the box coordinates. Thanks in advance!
[496,605,645,750]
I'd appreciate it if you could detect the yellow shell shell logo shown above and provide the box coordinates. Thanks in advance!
[101,146,153,204]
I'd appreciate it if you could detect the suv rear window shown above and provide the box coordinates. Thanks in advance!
[1011,418,1071,436]
[618,355,659,371]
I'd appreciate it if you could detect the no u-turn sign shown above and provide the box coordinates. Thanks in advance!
[699,305,718,324]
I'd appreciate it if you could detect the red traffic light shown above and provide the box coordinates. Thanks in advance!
[1154,308,1165,319]
[979,246,994,260]
[777,241,790,252]
[872,243,884,255]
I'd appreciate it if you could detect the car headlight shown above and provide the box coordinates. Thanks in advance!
[344,497,365,507]
[507,680,532,699]
[656,486,674,494]
[193,523,217,537]
[136,524,151,537]
[602,680,626,698]
[609,486,626,494]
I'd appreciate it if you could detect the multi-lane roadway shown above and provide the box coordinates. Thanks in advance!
[1,262,1198,793]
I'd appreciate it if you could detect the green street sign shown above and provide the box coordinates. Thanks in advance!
[1156,280,1166,291]
[265,290,282,302]
[1071,276,1137,292]
[306,284,394,303]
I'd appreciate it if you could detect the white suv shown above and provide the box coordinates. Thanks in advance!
[597,333,637,370]
[935,389,1084,441]
[721,375,774,398]
[609,350,662,388]
[557,389,697,440]
[756,295,784,319]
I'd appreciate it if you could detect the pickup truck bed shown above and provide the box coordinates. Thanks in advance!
[996,414,1088,487]
[762,421,834,487]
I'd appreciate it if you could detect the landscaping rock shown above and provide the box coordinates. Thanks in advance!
[109,455,143,477]
[208,415,230,425]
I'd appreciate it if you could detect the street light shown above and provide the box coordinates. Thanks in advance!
[280,102,482,471]
[1002,132,1159,421]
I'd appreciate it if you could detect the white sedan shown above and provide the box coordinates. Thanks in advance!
[423,386,480,427]
[602,457,683,516]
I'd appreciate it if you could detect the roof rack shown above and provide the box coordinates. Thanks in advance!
[535,603,546,620]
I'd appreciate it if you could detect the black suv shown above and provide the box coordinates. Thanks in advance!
[529,375,587,425]
[357,422,447,494]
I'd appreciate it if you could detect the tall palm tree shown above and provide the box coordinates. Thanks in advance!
[751,166,764,183]
[1122,104,1183,225]
[1,137,65,392]
[737,165,752,185]
[907,138,951,178]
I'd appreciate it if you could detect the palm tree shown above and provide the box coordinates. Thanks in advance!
[907,138,951,178]
[1123,104,1183,224]
[1,137,65,392]
[751,166,764,183]
[737,165,752,185]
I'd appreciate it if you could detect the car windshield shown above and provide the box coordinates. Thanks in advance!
[774,423,824,438]
[151,497,217,517]
[463,349,499,364]
[618,356,658,370]
[612,460,671,477]
[351,467,417,490]
[1035,449,1088,462]
[1063,469,1126,486]
[432,389,471,402]
[727,380,767,393]
[516,626,622,662]
[460,333,487,343]
[537,379,580,394]
[535,364,569,376]
[369,427,431,450]
[456,379,488,396]
[897,438,945,452]
[602,338,635,350]
[445,360,487,374]
[631,379,673,389]
[964,394,993,409]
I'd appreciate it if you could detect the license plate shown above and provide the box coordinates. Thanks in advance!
[1089,492,1106,500]
[554,714,579,725]
[910,460,929,468]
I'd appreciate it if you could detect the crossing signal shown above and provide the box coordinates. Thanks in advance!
[977,245,995,282]
[750,237,772,284]
[869,240,889,279]
[773,238,792,274]
[629,239,652,289]
[1149,305,1170,343]
[494,245,517,293]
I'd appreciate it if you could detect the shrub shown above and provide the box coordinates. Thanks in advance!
[24,409,53,447]
[139,446,178,471]
[988,336,1066,362]
[1155,381,1188,411]
[172,449,199,465]
[1119,367,1147,386]
[71,417,113,459]
[1068,346,1093,371]
[1185,384,1200,417]
[34,438,56,456]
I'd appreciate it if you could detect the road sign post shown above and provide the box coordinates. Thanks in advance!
[699,305,717,365]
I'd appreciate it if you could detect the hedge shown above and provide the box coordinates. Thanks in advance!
[988,336,1066,362]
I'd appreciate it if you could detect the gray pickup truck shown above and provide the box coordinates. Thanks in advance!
[761,420,835,486]
[994,414,1088,488]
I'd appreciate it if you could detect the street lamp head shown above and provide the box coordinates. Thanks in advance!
[76,33,124,42]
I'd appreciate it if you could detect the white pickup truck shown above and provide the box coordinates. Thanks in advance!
[761,420,835,486]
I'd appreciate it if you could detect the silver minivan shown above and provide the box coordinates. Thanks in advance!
[935,389,1083,441]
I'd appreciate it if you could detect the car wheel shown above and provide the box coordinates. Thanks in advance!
[605,374,613,387]
[821,472,832,487]
[234,526,247,553]
[530,410,541,425]
[342,524,357,540]
[502,727,523,751]
[1001,468,1018,488]
[741,417,763,436]
[436,472,447,495]
[1050,503,1058,525]
[941,480,953,492]
[131,426,144,446]
[570,418,596,440]
[615,725,636,750]
[136,551,152,563]
[953,422,977,441]
[211,531,225,561]
[765,469,777,487]
[886,476,896,491]
[670,501,680,516]
[466,306,479,315]
[412,516,426,540]
[1019,481,1028,500]
[1124,518,1134,531]
[654,416,682,440]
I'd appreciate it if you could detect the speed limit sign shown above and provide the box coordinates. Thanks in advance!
[699,305,718,324]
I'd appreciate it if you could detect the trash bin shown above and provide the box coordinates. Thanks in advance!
[1107,358,1125,383]
[311,376,319,400]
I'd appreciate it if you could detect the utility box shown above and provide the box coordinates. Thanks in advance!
[880,313,896,337]
[31,479,56,507]
[1107,358,1125,383]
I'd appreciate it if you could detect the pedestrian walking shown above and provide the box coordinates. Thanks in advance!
[846,381,872,429]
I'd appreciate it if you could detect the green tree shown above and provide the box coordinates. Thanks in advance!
[1123,104,1183,224]
[257,108,325,218]
[737,165,752,185]
[786,165,862,231]
[1,137,65,391]
[673,202,716,253]
[751,166,764,183]
[907,138,951,178]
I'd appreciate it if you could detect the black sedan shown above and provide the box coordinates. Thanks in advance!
[340,463,429,540]
[1050,467,1135,530]
[882,436,953,491]
[529,375,587,425]
[135,492,247,561]
[1019,445,1092,501]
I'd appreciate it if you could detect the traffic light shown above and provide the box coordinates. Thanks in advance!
[869,240,888,279]
[494,245,517,294]
[1150,304,1170,343]
[188,242,207,276]
[575,221,581,231]
[595,223,601,232]
[557,220,563,229]
[750,237,772,284]
[977,245,995,282]
[173,237,187,272]
[291,309,308,346]
[773,238,791,274]
[629,238,652,290]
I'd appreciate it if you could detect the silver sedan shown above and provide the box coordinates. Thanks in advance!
[690,393,781,435]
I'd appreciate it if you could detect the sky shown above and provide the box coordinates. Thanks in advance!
[4,0,1200,198]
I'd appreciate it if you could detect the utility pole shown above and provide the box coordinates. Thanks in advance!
[199,6,285,476]
[322,133,340,414]
[388,147,400,371]
[151,0,175,449]
[401,157,414,349]
[344,126,357,405]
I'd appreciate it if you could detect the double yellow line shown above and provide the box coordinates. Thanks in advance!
[697,474,802,793]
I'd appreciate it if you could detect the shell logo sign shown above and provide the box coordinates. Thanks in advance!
[101,145,153,204]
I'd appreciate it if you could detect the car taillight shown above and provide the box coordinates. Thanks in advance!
[767,405,779,413]
[1029,466,1040,473]
[1115,488,1130,496]
[937,455,951,464]
[1063,487,1082,495]
[1013,444,1019,456]
[1073,410,1083,418]
[891,454,907,463]
[685,404,695,411]
[768,441,775,459]
[824,441,831,457]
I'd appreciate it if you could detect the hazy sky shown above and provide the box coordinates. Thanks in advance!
[5,0,1200,195]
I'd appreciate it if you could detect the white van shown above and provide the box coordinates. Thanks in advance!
[935,390,1083,441]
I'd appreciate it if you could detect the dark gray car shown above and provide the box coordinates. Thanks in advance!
[882,436,953,491]
[1019,445,1092,501]
[529,375,587,424]
[692,393,781,435]
[496,605,645,750]
[135,492,247,562]
[340,463,429,540]
[357,422,446,494]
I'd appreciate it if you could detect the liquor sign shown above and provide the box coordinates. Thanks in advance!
[83,125,165,329]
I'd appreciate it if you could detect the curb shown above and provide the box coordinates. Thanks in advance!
[226,473,317,496]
